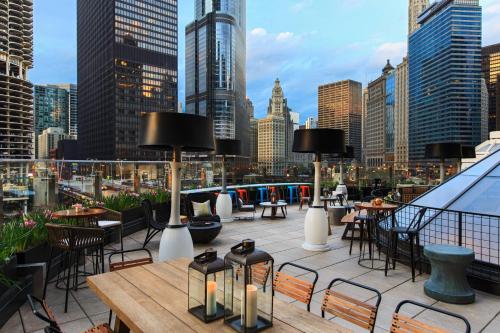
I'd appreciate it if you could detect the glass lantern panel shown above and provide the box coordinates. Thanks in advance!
[250,261,273,326]
[225,264,238,320]
[188,267,205,313]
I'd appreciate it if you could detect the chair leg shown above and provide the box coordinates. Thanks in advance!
[416,234,422,275]
[64,251,73,313]
[385,232,392,277]
[120,227,124,262]
[349,223,355,255]
[101,245,105,274]
[143,226,151,248]
[392,235,398,270]
[108,310,113,325]
[359,222,364,255]
[410,235,415,282]
[43,247,54,299]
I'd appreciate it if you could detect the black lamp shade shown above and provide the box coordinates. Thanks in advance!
[139,112,215,152]
[424,143,462,159]
[292,129,345,154]
[215,139,241,156]
[330,145,354,159]
[462,146,476,159]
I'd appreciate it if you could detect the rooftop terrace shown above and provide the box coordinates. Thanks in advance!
[3,204,500,333]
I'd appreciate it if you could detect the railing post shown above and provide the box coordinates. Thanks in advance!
[458,212,463,246]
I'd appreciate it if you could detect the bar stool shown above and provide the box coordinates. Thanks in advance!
[256,187,269,203]
[236,189,249,203]
[300,185,310,198]
[227,190,238,207]
[287,186,299,204]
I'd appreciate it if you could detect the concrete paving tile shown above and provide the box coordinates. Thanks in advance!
[0,311,23,333]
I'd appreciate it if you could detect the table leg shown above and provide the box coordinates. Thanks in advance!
[281,206,286,218]
[114,317,130,333]
[261,207,266,218]
[271,206,277,219]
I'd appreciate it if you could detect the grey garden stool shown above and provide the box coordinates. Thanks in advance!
[424,244,475,304]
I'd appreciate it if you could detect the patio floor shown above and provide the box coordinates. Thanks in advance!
[2,204,500,333]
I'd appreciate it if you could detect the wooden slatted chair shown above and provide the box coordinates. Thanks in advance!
[321,278,382,333]
[107,249,153,324]
[391,300,471,333]
[273,262,318,311]
[27,294,113,333]
[235,262,272,289]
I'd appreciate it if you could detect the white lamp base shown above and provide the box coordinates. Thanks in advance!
[158,226,194,261]
[336,184,348,196]
[302,207,330,252]
[216,193,234,223]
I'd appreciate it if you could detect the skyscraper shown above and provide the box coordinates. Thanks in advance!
[0,0,34,159]
[257,79,294,175]
[77,0,178,160]
[247,98,258,163]
[409,0,482,161]
[38,127,69,159]
[408,0,430,35]
[318,79,362,161]
[305,117,317,129]
[54,84,78,138]
[34,85,69,157]
[394,58,409,168]
[185,0,248,156]
[482,43,500,132]
[365,61,395,167]
[361,88,368,165]
[481,78,489,142]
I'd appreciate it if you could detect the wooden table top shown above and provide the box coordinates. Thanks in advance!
[53,207,108,219]
[87,258,352,333]
[355,202,398,211]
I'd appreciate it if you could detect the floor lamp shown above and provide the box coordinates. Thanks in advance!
[293,129,345,251]
[214,139,242,222]
[332,145,354,195]
[139,112,214,261]
[424,143,462,184]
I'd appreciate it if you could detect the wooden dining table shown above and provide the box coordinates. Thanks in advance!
[87,258,353,333]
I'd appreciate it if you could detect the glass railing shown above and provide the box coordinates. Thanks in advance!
[0,158,461,216]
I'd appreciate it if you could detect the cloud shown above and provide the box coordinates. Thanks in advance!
[483,1,500,45]
[250,28,267,37]
[290,0,313,13]
[370,41,407,68]
[276,32,295,42]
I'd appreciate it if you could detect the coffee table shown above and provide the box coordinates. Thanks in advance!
[260,201,287,219]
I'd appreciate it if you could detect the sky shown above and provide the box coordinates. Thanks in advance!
[31,0,500,121]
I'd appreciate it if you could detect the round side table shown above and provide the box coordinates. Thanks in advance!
[424,244,475,304]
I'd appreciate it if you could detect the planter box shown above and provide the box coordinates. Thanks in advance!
[16,243,63,280]
[0,275,33,328]
[103,202,170,237]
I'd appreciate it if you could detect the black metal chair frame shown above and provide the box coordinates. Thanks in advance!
[234,197,256,221]
[142,199,168,248]
[27,294,62,333]
[322,278,382,333]
[385,207,428,282]
[274,262,319,312]
[43,224,105,313]
[394,300,471,333]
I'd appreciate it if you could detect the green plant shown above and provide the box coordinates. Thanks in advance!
[141,188,170,205]
[320,179,339,190]
[102,192,142,212]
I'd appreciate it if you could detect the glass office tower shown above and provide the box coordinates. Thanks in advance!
[77,0,178,160]
[482,43,500,132]
[185,0,248,156]
[408,0,482,160]
[385,72,395,156]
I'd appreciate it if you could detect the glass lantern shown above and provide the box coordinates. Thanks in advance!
[224,239,274,332]
[188,249,226,322]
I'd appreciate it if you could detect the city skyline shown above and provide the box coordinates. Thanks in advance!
[31,0,500,122]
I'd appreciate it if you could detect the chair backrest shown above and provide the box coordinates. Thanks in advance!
[273,262,318,311]
[408,207,428,232]
[46,224,105,251]
[27,294,62,333]
[236,262,271,287]
[142,199,154,225]
[321,278,382,333]
[186,192,217,217]
[109,248,153,272]
[391,300,471,333]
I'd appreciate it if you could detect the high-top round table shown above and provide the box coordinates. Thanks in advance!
[424,244,475,304]
[53,208,108,226]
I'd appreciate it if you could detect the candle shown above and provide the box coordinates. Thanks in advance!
[241,284,258,328]
[206,281,217,316]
